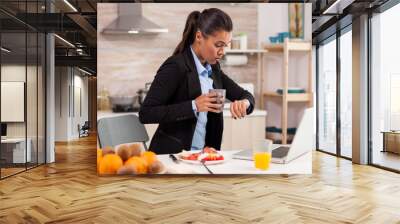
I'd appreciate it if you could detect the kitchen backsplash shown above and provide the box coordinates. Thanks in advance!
[98,3,259,108]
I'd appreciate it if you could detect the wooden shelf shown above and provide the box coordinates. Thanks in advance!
[260,39,313,144]
[263,91,312,102]
[263,41,311,52]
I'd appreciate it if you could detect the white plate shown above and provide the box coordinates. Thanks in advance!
[176,151,225,165]
[178,159,225,165]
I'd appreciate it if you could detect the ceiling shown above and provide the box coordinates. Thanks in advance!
[0,0,395,74]
[311,0,391,44]
[0,0,98,74]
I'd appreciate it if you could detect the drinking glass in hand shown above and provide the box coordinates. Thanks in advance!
[209,89,226,113]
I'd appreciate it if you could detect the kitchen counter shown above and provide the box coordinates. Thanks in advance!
[97,109,267,120]
[157,150,312,175]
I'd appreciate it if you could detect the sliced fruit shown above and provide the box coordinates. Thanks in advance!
[203,147,217,154]
[180,152,200,161]
[179,149,224,163]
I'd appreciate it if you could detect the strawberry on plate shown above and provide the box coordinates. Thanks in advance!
[178,148,225,165]
[179,150,200,161]
[203,147,218,154]
[200,153,224,161]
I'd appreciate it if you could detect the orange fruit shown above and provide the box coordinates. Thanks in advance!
[125,156,148,174]
[141,151,157,165]
[98,154,123,175]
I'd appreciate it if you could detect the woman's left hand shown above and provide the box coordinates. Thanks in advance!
[230,99,250,119]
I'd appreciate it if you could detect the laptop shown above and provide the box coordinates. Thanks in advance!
[232,108,314,164]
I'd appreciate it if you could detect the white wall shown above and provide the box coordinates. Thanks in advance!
[1,64,46,163]
[55,67,89,141]
[1,65,35,138]
[1,82,25,122]
[1,65,26,146]
[55,67,68,141]
[257,4,312,131]
[72,73,89,138]
[257,3,312,47]
[1,66,26,129]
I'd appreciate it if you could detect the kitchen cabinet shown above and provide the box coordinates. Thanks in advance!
[220,110,267,151]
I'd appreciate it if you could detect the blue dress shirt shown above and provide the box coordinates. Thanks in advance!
[190,46,214,151]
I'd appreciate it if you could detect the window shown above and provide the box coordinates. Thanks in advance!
[0,1,47,179]
[370,3,400,171]
[317,37,337,155]
[316,25,353,159]
[339,28,352,158]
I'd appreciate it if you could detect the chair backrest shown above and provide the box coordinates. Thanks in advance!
[82,121,90,130]
[97,114,149,149]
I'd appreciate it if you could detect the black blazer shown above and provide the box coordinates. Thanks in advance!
[139,47,255,154]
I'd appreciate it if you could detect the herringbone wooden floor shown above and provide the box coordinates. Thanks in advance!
[1,135,400,224]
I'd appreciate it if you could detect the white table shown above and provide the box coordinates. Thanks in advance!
[157,150,312,175]
[1,138,32,163]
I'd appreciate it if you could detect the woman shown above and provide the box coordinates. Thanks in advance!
[139,8,255,155]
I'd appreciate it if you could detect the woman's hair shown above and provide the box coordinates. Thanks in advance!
[173,8,233,55]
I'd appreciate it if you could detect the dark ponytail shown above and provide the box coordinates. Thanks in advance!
[173,8,233,56]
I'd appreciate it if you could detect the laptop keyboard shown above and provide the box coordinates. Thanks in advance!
[272,146,290,158]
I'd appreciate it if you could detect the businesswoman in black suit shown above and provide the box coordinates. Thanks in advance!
[139,8,255,155]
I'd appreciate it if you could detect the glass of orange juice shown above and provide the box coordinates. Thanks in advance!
[253,139,273,170]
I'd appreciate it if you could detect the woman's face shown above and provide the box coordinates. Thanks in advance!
[195,30,232,65]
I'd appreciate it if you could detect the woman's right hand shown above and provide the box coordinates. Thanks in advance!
[195,92,222,113]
